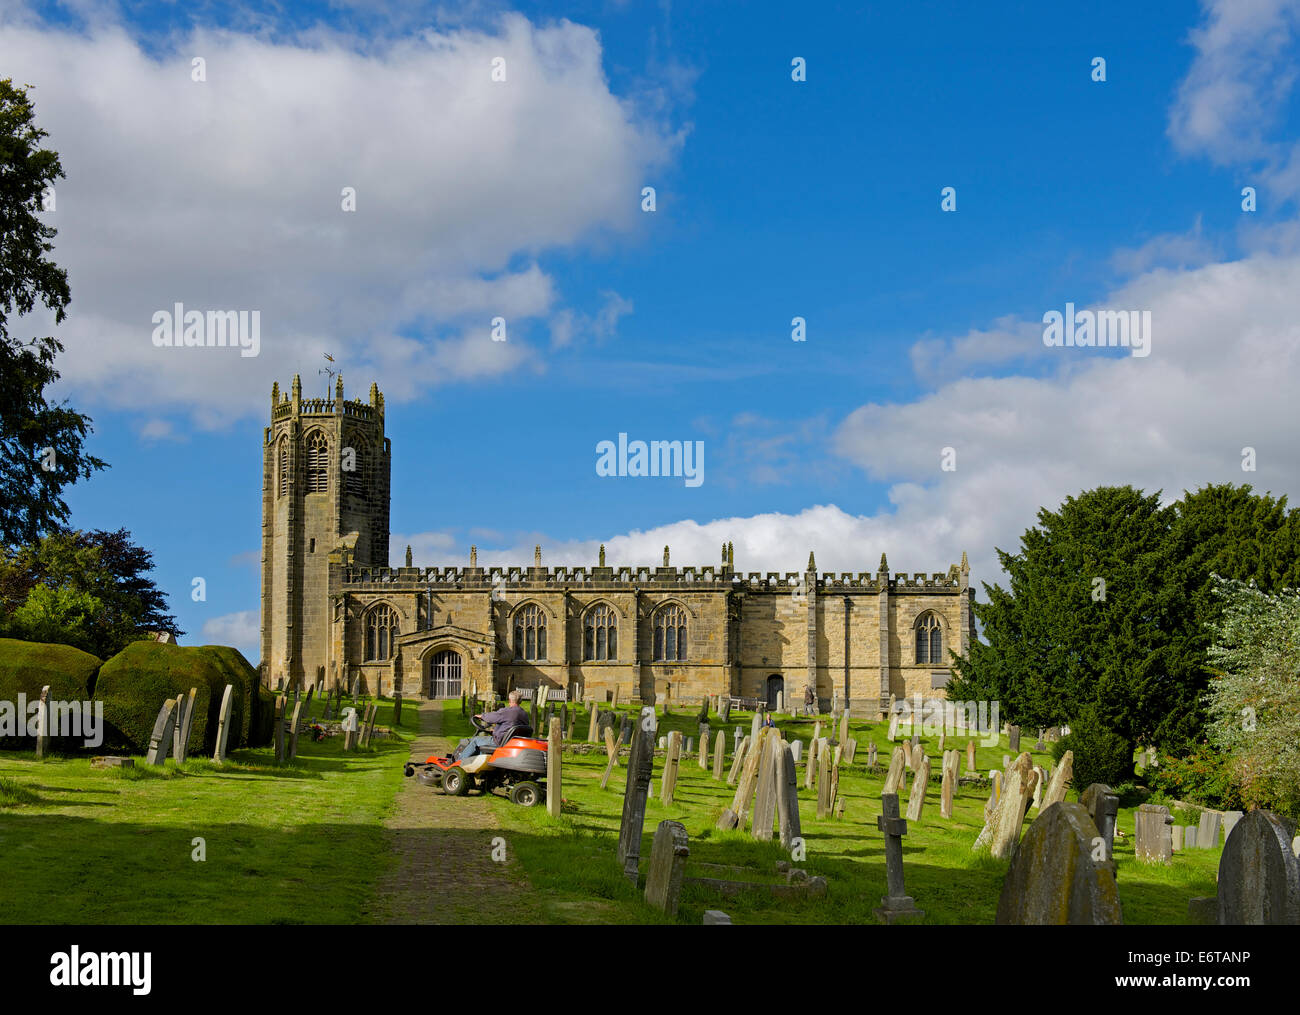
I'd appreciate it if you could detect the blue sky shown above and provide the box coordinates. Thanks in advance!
[9,0,1300,662]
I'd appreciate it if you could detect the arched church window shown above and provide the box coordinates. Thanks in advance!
[306,431,329,493]
[365,605,396,661]
[916,612,942,665]
[513,604,546,661]
[653,605,687,662]
[584,604,617,660]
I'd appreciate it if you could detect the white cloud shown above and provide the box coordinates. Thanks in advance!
[201,609,259,660]
[6,13,683,425]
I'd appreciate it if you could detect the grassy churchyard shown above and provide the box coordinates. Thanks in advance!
[0,696,1222,924]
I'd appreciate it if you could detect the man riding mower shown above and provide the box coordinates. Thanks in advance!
[401,690,548,806]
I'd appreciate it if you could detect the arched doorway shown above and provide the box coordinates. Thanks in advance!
[766,674,784,711]
[427,649,463,699]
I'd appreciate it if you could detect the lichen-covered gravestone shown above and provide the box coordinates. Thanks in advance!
[1217,809,1300,925]
[751,732,782,841]
[995,801,1122,925]
[1040,750,1073,808]
[1197,810,1223,850]
[906,755,930,821]
[146,699,178,766]
[776,741,802,850]
[712,729,725,780]
[882,746,907,796]
[213,684,235,763]
[660,730,682,806]
[1134,803,1173,863]
[644,820,690,915]
[940,750,956,819]
[1078,783,1119,871]
[974,753,1038,859]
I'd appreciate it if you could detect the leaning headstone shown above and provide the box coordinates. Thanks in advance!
[362,702,378,747]
[712,730,725,780]
[1197,810,1223,850]
[287,699,306,759]
[644,820,690,915]
[838,711,849,745]
[750,713,762,744]
[173,687,198,763]
[1217,809,1300,925]
[599,728,620,790]
[911,743,925,772]
[1134,803,1174,863]
[341,706,358,750]
[965,739,976,774]
[660,731,682,805]
[804,737,818,790]
[727,729,769,830]
[726,736,750,786]
[906,755,930,821]
[146,698,178,766]
[213,684,235,763]
[703,910,732,925]
[874,793,924,924]
[886,712,899,742]
[547,717,563,817]
[751,733,782,841]
[720,696,732,722]
[816,739,832,818]
[588,702,600,744]
[882,746,907,796]
[995,801,1123,925]
[776,741,802,850]
[975,753,1038,859]
[1039,750,1073,809]
[617,709,657,882]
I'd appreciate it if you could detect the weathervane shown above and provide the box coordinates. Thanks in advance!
[318,353,336,399]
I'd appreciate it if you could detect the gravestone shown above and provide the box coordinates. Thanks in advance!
[751,714,762,744]
[1079,783,1119,871]
[995,801,1123,925]
[617,709,657,882]
[698,724,710,769]
[174,687,198,763]
[1172,826,1183,851]
[213,684,235,763]
[1007,725,1020,752]
[790,739,802,763]
[685,736,695,756]
[1185,826,1198,849]
[547,717,562,817]
[886,712,899,742]
[1002,754,1010,770]
[838,711,849,744]
[1197,810,1223,850]
[712,730,725,780]
[719,729,767,831]
[906,755,930,821]
[965,739,976,774]
[868,740,877,768]
[393,691,402,726]
[882,746,907,796]
[287,699,305,759]
[703,910,732,925]
[660,731,682,805]
[1134,803,1173,863]
[341,706,358,750]
[362,703,378,747]
[1222,810,1244,843]
[776,741,802,850]
[733,726,742,750]
[644,820,690,915]
[1031,766,1046,810]
[940,750,956,819]
[844,737,857,764]
[1040,750,1073,809]
[1217,809,1300,925]
[816,739,832,818]
[599,728,620,790]
[273,694,287,760]
[874,793,924,924]
[146,699,178,766]
[720,696,732,722]
[658,736,667,750]
[975,753,1037,859]
[804,737,818,790]
[588,702,600,744]
[726,736,749,786]
[34,685,51,759]
[911,743,925,772]
[751,732,781,841]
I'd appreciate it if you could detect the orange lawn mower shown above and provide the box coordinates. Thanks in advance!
[402,714,548,807]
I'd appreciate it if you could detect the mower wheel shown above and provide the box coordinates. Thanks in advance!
[443,767,473,797]
[509,781,542,807]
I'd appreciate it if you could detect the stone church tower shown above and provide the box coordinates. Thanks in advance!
[260,375,390,688]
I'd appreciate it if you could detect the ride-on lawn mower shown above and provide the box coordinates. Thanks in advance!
[402,715,548,806]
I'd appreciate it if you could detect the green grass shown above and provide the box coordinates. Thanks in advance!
[458,702,1222,925]
[0,696,411,924]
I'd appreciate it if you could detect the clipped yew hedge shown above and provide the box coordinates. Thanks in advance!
[95,642,270,755]
[0,638,103,748]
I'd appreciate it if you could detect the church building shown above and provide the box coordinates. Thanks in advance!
[260,377,974,716]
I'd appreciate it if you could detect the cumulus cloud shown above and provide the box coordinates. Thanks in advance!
[6,12,682,426]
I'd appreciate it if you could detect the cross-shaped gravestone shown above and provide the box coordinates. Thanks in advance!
[874,793,924,924]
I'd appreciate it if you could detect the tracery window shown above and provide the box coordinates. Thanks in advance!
[653,604,687,662]
[584,604,617,660]
[513,604,546,661]
[916,612,943,665]
[365,605,397,660]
